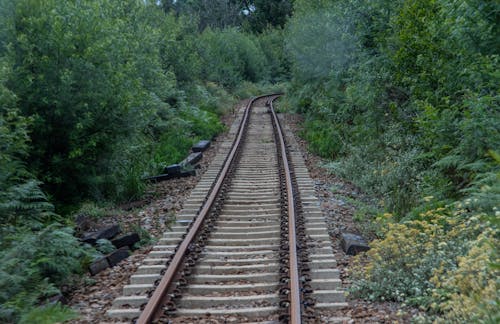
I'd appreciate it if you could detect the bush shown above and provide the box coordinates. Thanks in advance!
[431,230,499,323]
[0,225,93,322]
[6,1,241,204]
[19,303,77,324]
[287,0,500,321]
[301,119,342,159]
[198,28,268,88]
[351,206,486,302]
[9,0,176,204]
[1,54,85,322]
[187,82,236,116]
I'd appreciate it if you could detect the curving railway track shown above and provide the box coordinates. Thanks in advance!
[107,95,348,323]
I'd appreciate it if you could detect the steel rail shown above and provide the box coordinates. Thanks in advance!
[137,95,274,323]
[269,96,302,323]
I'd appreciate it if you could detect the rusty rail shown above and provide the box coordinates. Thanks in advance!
[136,95,280,323]
[268,96,302,324]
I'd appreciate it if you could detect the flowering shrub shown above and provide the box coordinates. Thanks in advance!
[351,202,499,321]
[432,229,499,322]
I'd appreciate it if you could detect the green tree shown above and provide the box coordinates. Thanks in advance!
[244,0,293,33]
[160,0,242,30]
[0,53,86,324]
[198,28,268,88]
[10,0,174,203]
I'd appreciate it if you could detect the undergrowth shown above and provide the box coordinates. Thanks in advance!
[287,0,499,321]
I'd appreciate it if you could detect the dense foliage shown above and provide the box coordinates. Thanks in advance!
[159,0,292,33]
[0,56,90,322]
[2,0,289,205]
[286,0,499,321]
[8,0,218,204]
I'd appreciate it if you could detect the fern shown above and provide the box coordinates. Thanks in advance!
[433,154,464,170]
[0,180,57,225]
[461,151,500,215]
[19,303,77,324]
[0,225,93,322]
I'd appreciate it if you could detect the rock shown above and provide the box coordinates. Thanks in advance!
[82,224,121,245]
[107,247,130,267]
[192,140,211,152]
[89,257,110,275]
[111,233,140,249]
[341,232,370,255]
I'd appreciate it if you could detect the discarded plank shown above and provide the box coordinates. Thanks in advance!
[112,233,140,249]
[144,174,173,182]
[180,169,196,177]
[107,247,130,267]
[82,224,121,245]
[341,232,370,255]
[180,152,202,167]
[164,164,181,175]
[192,140,211,152]
[144,169,196,183]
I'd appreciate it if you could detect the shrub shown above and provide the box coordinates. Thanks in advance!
[351,195,499,321]
[187,82,236,116]
[301,119,342,159]
[0,225,93,322]
[19,303,77,324]
[351,206,481,306]
[8,0,159,203]
[198,28,268,88]
[431,230,499,322]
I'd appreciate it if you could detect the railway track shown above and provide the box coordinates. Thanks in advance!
[107,95,348,323]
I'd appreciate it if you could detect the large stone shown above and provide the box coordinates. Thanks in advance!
[341,233,370,255]
[112,233,140,249]
[89,257,110,275]
[82,224,121,245]
[107,247,130,267]
[192,140,211,152]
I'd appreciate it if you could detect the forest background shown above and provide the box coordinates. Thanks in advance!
[0,0,498,322]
